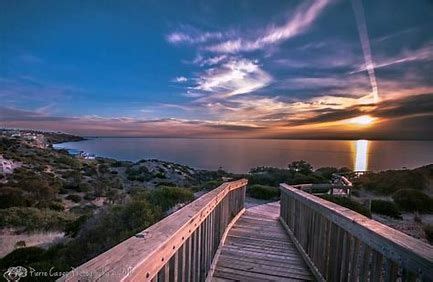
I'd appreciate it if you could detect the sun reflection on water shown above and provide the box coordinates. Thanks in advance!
[354,139,369,172]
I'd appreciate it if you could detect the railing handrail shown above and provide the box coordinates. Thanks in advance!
[61,179,247,281]
[280,183,433,279]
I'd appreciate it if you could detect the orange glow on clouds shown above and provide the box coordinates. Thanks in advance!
[348,115,376,126]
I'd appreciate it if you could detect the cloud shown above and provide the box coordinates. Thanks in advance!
[0,106,262,138]
[192,55,228,66]
[206,0,331,53]
[166,26,223,44]
[351,0,379,103]
[173,76,188,82]
[191,58,272,98]
[351,42,433,73]
[285,93,433,126]
[3,93,432,139]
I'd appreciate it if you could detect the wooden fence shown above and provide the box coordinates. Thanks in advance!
[279,183,433,281]
[61,179,247,282]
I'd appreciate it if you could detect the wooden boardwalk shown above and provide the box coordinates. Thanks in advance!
[212,202,313,281]
[66,180,433,281]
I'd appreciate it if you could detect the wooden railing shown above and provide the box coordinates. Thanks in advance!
[279,183,433,282]
[61,179,247,282]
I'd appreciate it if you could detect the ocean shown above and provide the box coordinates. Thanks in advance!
[53,138,433,173]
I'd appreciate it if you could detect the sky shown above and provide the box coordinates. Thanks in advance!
[1,0,433,139]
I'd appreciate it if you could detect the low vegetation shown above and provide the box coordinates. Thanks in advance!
[247,160,350,187]
[247,184,280,200]
[392,189,433,213]
[0,207,77,231]
[320,195,372,218]
[147,186,194,211]
[0,131,225,276]
[370,199,402,219]
[353,166,431,195]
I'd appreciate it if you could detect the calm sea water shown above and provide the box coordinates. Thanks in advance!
[54,138,433,173]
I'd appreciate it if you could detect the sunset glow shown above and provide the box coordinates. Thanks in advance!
[354,139,369,172]
[348,115,376,126]
[0,1,432,139]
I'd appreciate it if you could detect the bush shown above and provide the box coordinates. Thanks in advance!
[64,214,91,238]
[66,194,82,203]
[55,155,81,169]
[247,185,280,200]
[320,195,371,218]
[148,187,194,211]
[0,207,77,231]
[0,245,70,276]
[0,247,45,269]
[354,170,426,195]
[392,189,433,213]
[61,199,162,266]
[315,167,338,180]
[200,180,224,191]
[288,160,313,175]
[424,224,433,244]
[371,200,402,219]
[49,202,65,211]
[0,187,27,208]
[83,193,97,201]
[248,164,325,187]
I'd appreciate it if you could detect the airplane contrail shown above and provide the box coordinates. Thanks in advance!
[351,0,379,103]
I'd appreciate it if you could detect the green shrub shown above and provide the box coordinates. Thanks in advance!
[83,193,96,201]
[248,184,280,200]
[0,207,77,231]
[49,202,65,211]
[200,180,224,191]
[371,200,402,219]
[61,199,162,266]
[66,194,81,203]
[424,224,433,244]
[354,170,426,195]
[288,160,313,175]
[155,172,166,179]
[55,155,81,169]
[64,214,91,238]
[320,195,371,218]
[0,187,27,208]
[111,161,123,167]
[392,189,433,213]
[248,163,325,187]
[0,247,45,269]
[148,187,194,211]
[315,167,338,180]
[0,245,70,276]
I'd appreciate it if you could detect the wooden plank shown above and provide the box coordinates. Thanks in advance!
[279,217,325,282]
[205,208,245,281]
[217,253,311,272]
[212,204,313,281]
[216,261,312,280]
[216,256,312,277]
[214,266,312,281]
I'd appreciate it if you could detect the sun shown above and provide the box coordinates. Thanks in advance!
[349,115,376,126]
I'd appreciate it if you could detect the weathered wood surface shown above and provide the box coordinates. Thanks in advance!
[280,183,433,281]
[59,179,247,282]
[212,202,313,281]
